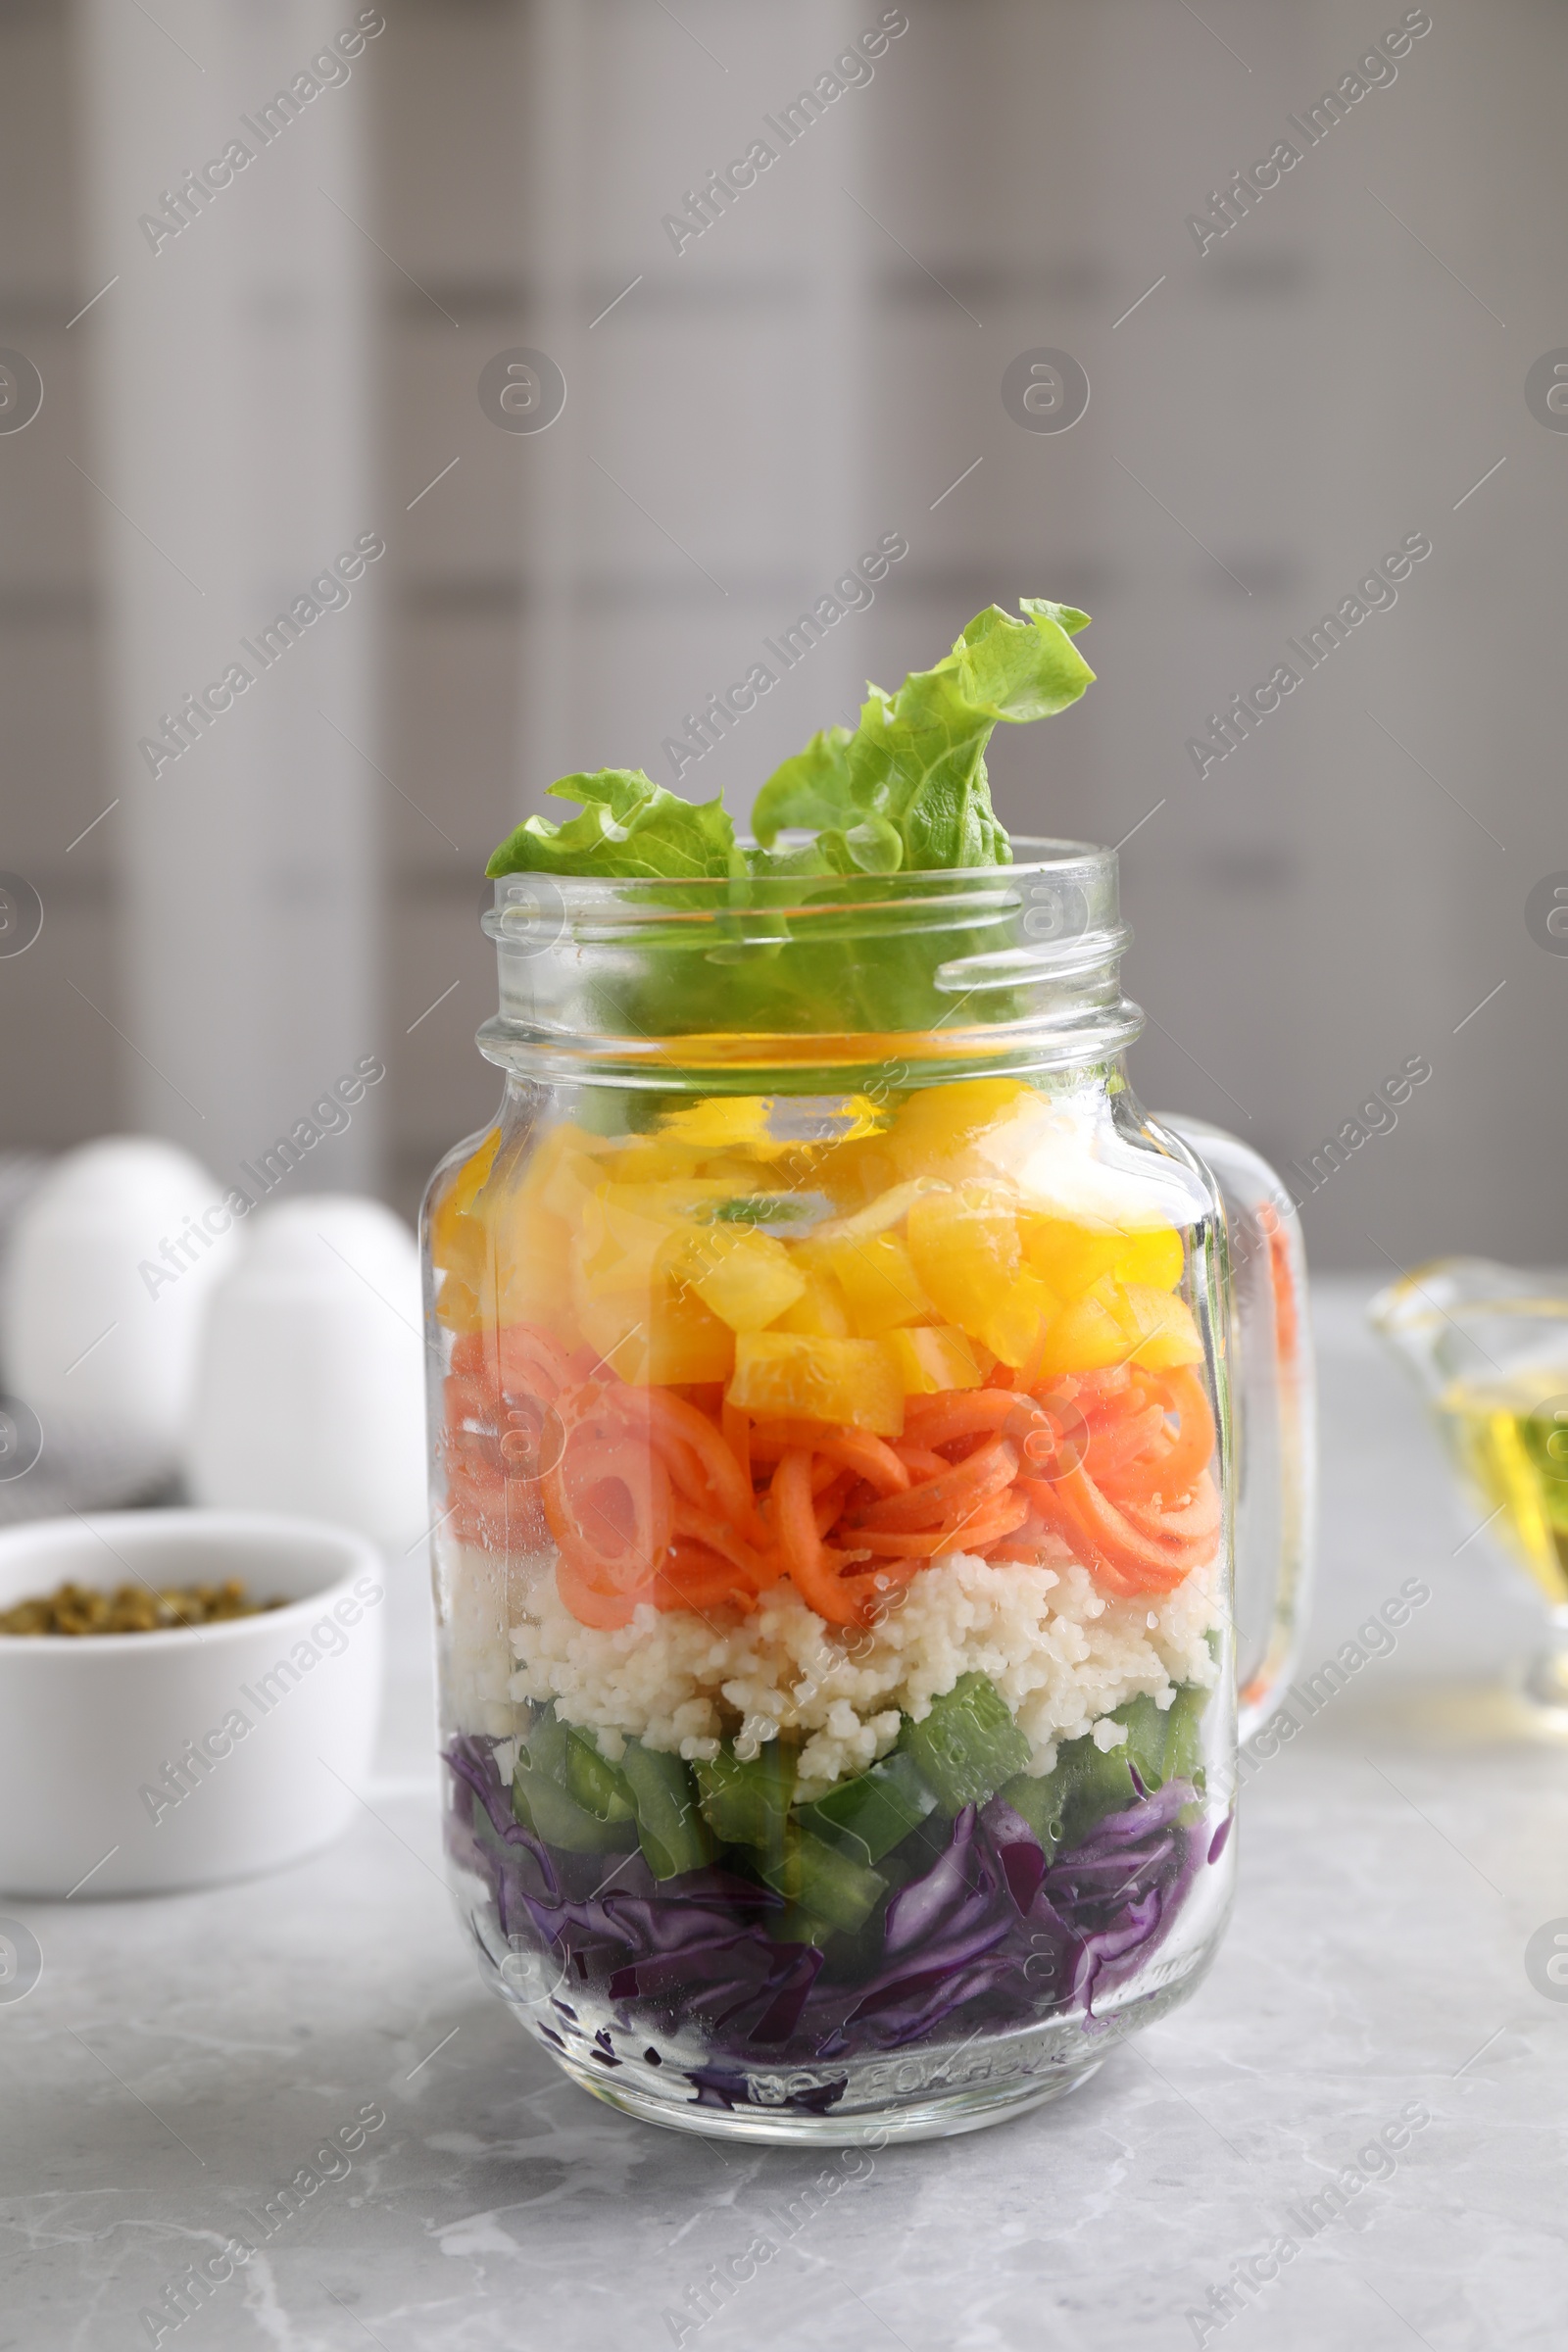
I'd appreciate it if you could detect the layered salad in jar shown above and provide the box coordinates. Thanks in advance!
[425,604,1233,2122]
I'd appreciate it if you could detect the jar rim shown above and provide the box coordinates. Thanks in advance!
[484,834,1110,920]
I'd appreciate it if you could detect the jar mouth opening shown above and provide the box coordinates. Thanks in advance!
[484,835,1111,928]
[487,836,1107,886]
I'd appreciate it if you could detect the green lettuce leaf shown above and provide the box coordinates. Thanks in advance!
[483,599,1094,908]
[751,599,1094,870]
[486,767,742,881]
[478,601,1095,1063]
[745,725,856,840]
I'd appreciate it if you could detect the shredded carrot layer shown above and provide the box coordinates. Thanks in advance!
[442,1322,1221,1627]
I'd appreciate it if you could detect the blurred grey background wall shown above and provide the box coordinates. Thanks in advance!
[3,0,1562,1267]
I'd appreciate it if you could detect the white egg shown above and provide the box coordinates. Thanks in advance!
[184,1196,427,1557]
[0,1136,242,1472]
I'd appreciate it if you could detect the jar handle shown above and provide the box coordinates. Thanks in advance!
[1156,1115,1317,1741]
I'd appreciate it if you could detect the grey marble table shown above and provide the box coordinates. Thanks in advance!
[4,1281,1565,2352]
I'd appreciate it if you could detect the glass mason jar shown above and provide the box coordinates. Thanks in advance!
[421,840,1313,2142]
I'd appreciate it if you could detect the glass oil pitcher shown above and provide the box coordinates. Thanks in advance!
[1372,1257,1568,1709]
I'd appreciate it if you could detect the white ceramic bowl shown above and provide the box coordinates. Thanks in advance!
[0,1510,384,1897]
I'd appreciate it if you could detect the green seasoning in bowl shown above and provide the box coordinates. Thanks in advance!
[0,1578,287,1637]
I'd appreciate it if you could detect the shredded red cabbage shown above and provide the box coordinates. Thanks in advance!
[445,1737,1218,2101]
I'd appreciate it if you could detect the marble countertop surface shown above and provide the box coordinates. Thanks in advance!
[5,1279,1565,2352]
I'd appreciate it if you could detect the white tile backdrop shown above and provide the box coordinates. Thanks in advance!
[2,0,1561,1262]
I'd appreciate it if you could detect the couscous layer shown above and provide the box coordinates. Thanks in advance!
[441,1536,1224,1802]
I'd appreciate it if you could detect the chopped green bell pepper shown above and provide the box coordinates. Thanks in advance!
[1162,1681,1210,1790]
[759,1828,886,1936]
[564,1726,637,1823]
[512,1753,638,1853]
[799,1749,937,1865]
[512,1708,638,1853]
[997,1679,1214,1860]
[693,1740,797,1856]
[620,1740,716,1879]
[901,1672,1031,1814]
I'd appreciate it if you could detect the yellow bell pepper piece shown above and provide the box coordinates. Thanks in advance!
[811,1177,933,1244]
[428,1127,501,1278]
[668,1224,806,1334]
[537,1145,605,1225]
[1019,1216,1122,1300]
[726,1334,905,1436]
[599,1135,702,1183]
[579,1280,736,1387]
[1117,1228,1186,1291]
[657,1096,779,1154]
[797,1229,932,1338]
[1116,1281,1204,1368]
[885,1326,995,1396]
[1021,1214,1186,1299]
[1033,1281,1132,1380]
[886,1076,1037,1177]
[976,1269,1061,1370]
[435,1274,482,1336]
[432,1128,576,1334]
[576,1195,682,1304]
[1024,1213,1184,1307]
[430,1147,500,1323]
[813,1135,903,1211]
[835,1092,901,1143]
[471,1198,574,1335]
[770,1269,853,1338]
[906,1185,1021,1335]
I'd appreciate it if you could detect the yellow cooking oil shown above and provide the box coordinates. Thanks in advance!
[1435,1373,1568,1606]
